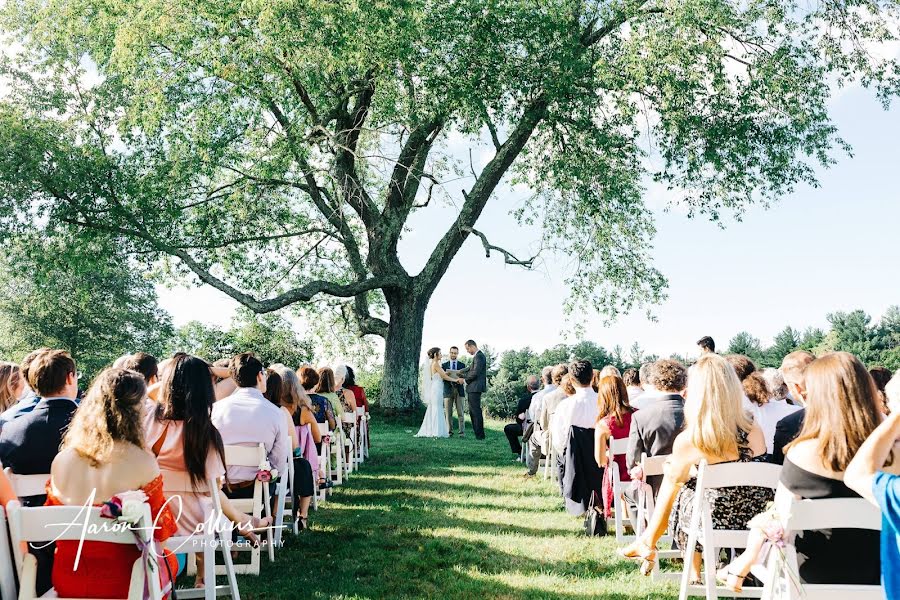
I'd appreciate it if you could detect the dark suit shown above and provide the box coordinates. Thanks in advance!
[0,396,77,597]
[441,359,467,434]
[626,393,685,496]
[464,350,488,439]
[504,390,535,455]
[771,408,806,465]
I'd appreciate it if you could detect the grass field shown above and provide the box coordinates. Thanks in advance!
[235,414,680,599]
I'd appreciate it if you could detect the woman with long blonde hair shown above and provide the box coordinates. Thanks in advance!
[619,353,768,582]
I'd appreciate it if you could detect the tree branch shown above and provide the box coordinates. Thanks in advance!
[461,227,539,267]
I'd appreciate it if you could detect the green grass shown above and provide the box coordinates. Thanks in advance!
[235,415,680,599]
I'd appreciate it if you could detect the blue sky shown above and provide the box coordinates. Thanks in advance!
[159,83,900,361]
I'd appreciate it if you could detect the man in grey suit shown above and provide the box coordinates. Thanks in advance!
[442,346,467,436]
[463,340,487,440]
[625,359,687,504]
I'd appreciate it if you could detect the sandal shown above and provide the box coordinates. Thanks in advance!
[297,516,308,531]
[617,539,658,577]
[716,567,745,593]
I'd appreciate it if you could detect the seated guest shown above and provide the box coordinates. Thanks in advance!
[725,354,761,411]
[870,366,892,413]
[504,375,539,458]
[619,353,768,583]
[551,360,598,460]
[720,351,892,591]
[212,353,289,499]
[268,364,317,529]
[0,349,79,505]
[887,372,900,415]
[121,352,159,386]
[0,362,25,426]
[333,364,358,441]
[749,368,801,455]
[0,348,50,424]
[144,355,268,586]
[623,368,643,404]
[315,367,344,422]
[299,366,336,430]
[47,368,178,598]
[626,359,687,496]
[631,362,659,410]
[524,366,560,476]
[594,375,636,517]
[771,350,816,465]
[599,365,621,379]
[845,379,900,600]
[537,364,571,440]
[344,367,370,413]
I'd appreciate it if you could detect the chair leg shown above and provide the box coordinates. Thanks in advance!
[203,543,215,600]
[219,535,241,600]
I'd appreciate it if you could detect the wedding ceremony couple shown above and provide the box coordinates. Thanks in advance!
[416,340,487,440]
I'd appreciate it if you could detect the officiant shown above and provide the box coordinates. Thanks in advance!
[442,346,466,436]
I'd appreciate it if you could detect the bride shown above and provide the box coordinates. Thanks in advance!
[416,347,463,438]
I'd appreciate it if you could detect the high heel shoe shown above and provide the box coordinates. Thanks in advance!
[716,567,745,593]
[617,540,658,576]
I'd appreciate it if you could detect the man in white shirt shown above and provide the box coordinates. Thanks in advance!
[551,360,599,456]
[524,366,554,475]
[631,361,660,410]
[212,352,290,497]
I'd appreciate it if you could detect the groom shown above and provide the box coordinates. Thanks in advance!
[462,340,487,440]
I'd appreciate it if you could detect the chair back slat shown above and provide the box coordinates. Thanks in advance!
[8,501,152,545]
[355,407,365,416]
[786,497,882,532]
[3,468,49,498]
[317,422,331,436]
[697,460,781,490]
[609,438,629,456]
[641,453,668,477]
[341,414,355,424]
[224,443,267,468]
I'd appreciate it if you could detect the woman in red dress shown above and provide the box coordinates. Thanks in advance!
[46,368,178,598]
[594,374,637,517]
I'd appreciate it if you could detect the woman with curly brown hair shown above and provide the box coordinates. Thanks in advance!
[48,368,179,598]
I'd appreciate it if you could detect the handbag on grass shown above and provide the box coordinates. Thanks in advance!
[583,491,607,537]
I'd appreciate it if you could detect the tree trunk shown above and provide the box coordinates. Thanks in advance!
[379,289,428,411]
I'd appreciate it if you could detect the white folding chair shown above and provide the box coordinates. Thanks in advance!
[3,468,48,499]
[341,414,356,478]
[356,407,368,465]
[316,422,335,500]
[0,505,16,600]
[270,455,292,549]
[634,453,682,582]
[220,444,271,574]
[679,460,782,600]
[608,437,635,543]
[162,474,240,600]
[760,496,883,600]
[544,428,555,481]
[7,500,164,600]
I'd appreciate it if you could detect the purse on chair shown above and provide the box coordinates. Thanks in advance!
[583,491,607,537]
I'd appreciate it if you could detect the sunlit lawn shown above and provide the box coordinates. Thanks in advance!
[231,414,679,599]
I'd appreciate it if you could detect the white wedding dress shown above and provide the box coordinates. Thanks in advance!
[416,367,449,438]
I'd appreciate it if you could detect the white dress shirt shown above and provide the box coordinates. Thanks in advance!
[551,385,600,455]
[630,386,664,411]
[749,399,802,455]
[528,384,556,424]
[211,387,290,483]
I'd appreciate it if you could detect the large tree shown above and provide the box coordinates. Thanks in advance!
[2,0,899,408]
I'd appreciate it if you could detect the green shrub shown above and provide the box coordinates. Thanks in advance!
[483,380,520,419]
[356,368,383,407]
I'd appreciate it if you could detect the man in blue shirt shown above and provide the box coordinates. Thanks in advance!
[845,407,900,598]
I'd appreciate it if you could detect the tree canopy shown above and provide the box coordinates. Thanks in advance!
[3,0,900,407]
[0,233,173,379]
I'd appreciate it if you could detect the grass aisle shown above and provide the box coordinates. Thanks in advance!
[240,415,679,599]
